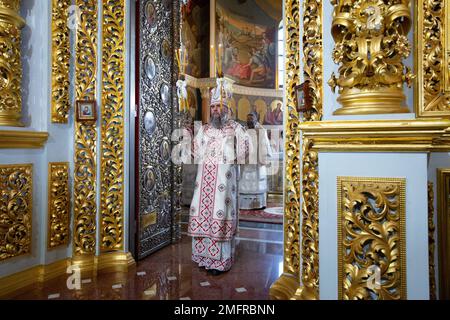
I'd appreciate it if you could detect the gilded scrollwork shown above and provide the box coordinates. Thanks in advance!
[428,182,437,300]
[51,0,71,123]
[337,177,406,300]
[329,0,413,114]
[282,0,301,278]
[0,164,32,261]
[48,163,70,249]
[299,0,322,299]
[0,0,26,127]
[270,0,322,300]
[416,0,450,116]
[73,0,97,255]
[100,0,125,251]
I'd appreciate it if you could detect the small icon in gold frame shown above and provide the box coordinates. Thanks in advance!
[76,100,97,122]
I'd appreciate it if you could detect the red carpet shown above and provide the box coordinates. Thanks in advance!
[239,206,283,224]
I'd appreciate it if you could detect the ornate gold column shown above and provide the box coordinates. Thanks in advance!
[0,0,26,126]
[328,0,414,115]
[72,0,98,275]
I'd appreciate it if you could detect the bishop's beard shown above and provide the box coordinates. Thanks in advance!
[210,112,228,129]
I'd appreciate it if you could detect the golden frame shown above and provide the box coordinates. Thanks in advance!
[437,168,450,299]
[415,0,450,117]
[337,177,407,300]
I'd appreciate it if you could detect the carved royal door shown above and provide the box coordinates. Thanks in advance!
[135,0,181,260]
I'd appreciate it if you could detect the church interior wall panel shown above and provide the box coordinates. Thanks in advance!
[51,0,71,123]
[73,0,98,257]
[337,176,407,300]
[0,0,133,286]
[0,0,25,127]
[100,0,126,252]
[0,164,33,263]
[415,0,450,117]
[0,0,72,278]
[319,153,429,299]
[47,162,70,250]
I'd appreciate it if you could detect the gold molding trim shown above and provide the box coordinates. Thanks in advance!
[97,252,135,273]
[48,162,70,249]
[71,252,135,277]
[0,254,135,299]
[100,0,125,252]
[415,0,450,117]
[51,0,71,123]
[300,119,450,152]
[337,177,407,300]
[428,181,437,300]
[73,0,98,256]
[0,258,70,299]
[0,130,49,148]
[0,164,33,262]
[437,168,450,299]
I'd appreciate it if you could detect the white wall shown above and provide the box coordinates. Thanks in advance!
[318,153,429,300]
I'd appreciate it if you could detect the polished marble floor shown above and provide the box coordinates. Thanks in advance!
[12,235,283,300]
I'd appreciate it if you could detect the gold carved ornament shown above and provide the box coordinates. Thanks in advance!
[416,0,450,116]
[73,0,98,256]
[51,0,71,123]
[328,0,414,115]
[298,0,323,300]
[0,164,32,261]
[0,0,26,126]
[48,163,70,249]
[337,177,406,300]
[270,0,322,300]
[100,0,125,252]
[269,0,301,299]
[428,181,437,300]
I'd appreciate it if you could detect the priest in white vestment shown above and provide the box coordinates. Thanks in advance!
[239,112,273,210]
[188,83,249,275]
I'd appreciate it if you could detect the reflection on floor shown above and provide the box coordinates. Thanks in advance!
[12,235,283,300]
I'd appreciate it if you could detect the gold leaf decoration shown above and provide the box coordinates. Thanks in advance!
[337,177,406,300]
[73,0,98,255]
[48,162,70,249]
[283,0,301,278]
[416,0,450,117]
[0,0,26,127]
[299,0,322,298]
[51,0,71,123]
[0,164,32,261]
[329,0,412,114]
[100,0,125,251]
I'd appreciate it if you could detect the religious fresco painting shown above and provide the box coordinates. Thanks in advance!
[216,0,278,89]
[182,0,210,78]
